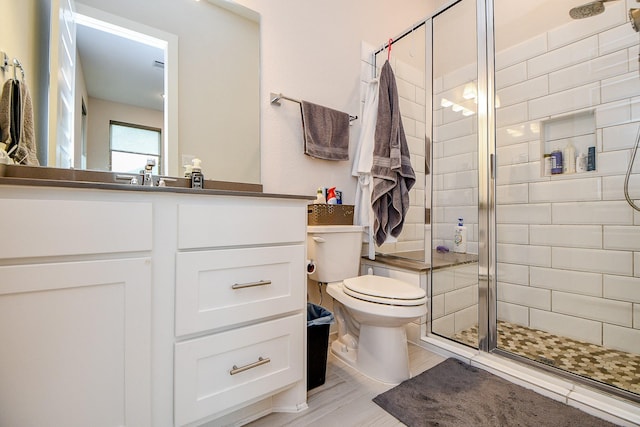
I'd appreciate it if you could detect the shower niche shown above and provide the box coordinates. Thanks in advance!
[539,110,596,177]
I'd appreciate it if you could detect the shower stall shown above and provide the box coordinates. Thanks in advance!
[415,0,640,407]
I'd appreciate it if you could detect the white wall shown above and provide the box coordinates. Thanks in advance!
[0,0,39,112]
[236,0,438,201]
[85,97,163,171]
[0,0,49,163]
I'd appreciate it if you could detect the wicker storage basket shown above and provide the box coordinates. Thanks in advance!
[307,204,354,226]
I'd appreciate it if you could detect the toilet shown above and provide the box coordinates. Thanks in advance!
[307,225,427,384]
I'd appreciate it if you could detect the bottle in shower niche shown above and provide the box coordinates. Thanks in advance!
[576,152,587,173]
[191,158,204,189]
[551,149,563,174]
[544,154,552,176]
[453,218,467,253]
[563,139,576,174]
[587,146,596,171]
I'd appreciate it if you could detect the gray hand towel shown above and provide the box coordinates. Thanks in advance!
[371,60,416,246]
[301,100,350,161]
[0,79,39,166]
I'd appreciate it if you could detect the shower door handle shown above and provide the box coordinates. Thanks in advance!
[490,154,496,180]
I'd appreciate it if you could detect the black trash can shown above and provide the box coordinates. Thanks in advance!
[306,303,334,390]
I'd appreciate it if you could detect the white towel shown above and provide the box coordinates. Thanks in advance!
[352,79,379,259]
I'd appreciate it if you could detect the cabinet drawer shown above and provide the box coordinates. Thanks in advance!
[175,245,305,336]
[174,314,304,426]
[177,198,306,249]
[0,199,152,258]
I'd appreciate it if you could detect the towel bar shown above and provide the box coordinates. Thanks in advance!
[270,92,357,122]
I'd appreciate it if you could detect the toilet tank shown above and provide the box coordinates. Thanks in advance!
[307,225,364,283]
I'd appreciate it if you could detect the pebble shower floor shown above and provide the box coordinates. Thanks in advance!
[453,321,640,395]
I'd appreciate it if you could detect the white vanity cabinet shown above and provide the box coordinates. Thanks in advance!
[173,197,308,426]
[0,184,309,427]
[0,190,152,427]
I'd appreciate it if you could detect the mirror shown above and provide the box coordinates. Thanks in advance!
[63,4,172,175]
[47,0,260,183]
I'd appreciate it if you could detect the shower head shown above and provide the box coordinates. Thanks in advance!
[630,8,640,32]
[568,0,630,19]
[569,1,606,19]
[570,1,640,33]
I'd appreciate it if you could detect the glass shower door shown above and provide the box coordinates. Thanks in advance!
[430,0,482,348]
[493,0,640,397]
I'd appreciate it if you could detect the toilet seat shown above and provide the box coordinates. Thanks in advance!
[342,275,427,306]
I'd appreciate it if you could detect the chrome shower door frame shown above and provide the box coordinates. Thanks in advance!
[476,0,497,353]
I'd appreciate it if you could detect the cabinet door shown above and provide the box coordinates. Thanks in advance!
[0,258,151,427]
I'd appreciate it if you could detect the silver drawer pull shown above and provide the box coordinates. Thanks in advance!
[231,280,272,290]
[230,357,271,375]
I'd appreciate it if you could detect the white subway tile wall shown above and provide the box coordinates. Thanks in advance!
[431,264,479,334]
[529,308,603,344]
[495,12,639,354]
[497,300,529,325]
[603,274,640,303]
[431,10,640,354]
[603,323,640,354]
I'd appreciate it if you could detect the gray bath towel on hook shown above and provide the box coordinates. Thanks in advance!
[0,79,39,166]
[301,100,350,161]
[371,60,415,246]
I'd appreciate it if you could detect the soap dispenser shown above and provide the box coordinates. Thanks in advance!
[453,218,467,253]
[191,158,204,189]
[313,187,326,204]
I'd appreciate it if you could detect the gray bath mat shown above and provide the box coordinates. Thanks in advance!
[373,358,618,426]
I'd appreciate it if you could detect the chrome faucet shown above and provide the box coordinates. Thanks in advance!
[142,159,156,186]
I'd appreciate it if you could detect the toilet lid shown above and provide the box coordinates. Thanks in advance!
[343,275,427,306]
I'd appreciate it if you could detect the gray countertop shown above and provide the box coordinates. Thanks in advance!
[0,164,314,201]
[364,251,479,272]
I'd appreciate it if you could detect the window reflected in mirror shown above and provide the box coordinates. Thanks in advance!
[109,121,162,174]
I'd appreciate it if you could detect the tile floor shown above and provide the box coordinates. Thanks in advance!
[453,321,640,395]
[247,343,445,427]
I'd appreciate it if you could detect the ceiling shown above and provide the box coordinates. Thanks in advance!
[76,23,165,111]
[73,0,591,111]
